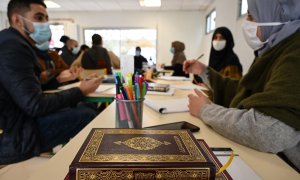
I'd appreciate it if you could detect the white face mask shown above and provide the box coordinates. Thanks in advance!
[212,40,226,51]
[242,19,284,50]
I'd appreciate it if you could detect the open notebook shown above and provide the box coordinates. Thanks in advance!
[144,98,189,114]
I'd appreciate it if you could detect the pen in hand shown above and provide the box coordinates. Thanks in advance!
[196,54,204,60]
[184,54,204,73]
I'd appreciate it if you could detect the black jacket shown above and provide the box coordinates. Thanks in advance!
[0,28,84,164]
[81,45,112,74]
[60,46,76,66]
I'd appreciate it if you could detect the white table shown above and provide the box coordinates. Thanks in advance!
[29,83,300,180]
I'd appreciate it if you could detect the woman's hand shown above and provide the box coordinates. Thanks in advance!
[183,59,206,75]
[188,89,211,117]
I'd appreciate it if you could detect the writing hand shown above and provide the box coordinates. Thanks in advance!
[183,59,206,75]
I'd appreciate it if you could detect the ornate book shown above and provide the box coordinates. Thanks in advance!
[69,128,218,180]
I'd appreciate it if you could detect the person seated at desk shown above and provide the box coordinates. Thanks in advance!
[70,44,90,69]
[134,46,148,73]
[161,41,188,77]
[81,33,113,75]
[35,39,82,90]
[184,0,300,172]
[208,27,243,79]
[0,0,102,165]
[60,38,79,67]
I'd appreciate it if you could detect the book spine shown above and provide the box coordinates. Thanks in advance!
[71,168,215,180]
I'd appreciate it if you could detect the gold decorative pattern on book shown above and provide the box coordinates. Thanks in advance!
[76,168,211,180]
[114,137,171,151]
[79,129,207,163]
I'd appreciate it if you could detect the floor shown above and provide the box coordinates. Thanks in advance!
[0,157,50,180]
[0,145,62,180]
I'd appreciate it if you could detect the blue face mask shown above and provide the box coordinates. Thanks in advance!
[20,16,51,45]
[72,47,80,55]
[36,41,50,51]
[30,22,51,44]
[170,47,175,54]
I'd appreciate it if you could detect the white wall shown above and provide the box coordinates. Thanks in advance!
[0,0,253,72]
[201,0,254,73]
[0,12,7,30]
[48,11,205,65]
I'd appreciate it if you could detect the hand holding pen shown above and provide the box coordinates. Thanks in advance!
[183,54,207,75]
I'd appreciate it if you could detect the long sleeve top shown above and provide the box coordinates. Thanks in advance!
[197,32,300,170]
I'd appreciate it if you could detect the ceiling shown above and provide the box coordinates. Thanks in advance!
[0,0,212,12]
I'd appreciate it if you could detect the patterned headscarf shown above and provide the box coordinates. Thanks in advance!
[247,0,300,55]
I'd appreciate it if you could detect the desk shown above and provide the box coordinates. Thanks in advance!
[29,82,299,180]
[45,82,116,103]
[156,69,173,76]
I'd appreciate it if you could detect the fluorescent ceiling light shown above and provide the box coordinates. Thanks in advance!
[139,0,161,7]
[44,1,61,8]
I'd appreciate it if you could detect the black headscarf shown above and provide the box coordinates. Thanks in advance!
[208,27,243,74]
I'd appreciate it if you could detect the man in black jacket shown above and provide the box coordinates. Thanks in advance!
[81,34,113,74]
[0,0,102,164]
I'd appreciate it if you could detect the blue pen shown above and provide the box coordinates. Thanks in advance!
[135,83,140,100]
[114,74,120,95]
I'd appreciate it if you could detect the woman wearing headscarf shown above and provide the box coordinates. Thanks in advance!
[162,41,188,77]
[183,0,300,171]
[209,27,243,79]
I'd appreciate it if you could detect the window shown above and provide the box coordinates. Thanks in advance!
[239,0,248,17]
[206,10,216,34]
[49,24,65,49]
[84,28,157,63]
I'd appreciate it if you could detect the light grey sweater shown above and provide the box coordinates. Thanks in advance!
[198,70,300,170]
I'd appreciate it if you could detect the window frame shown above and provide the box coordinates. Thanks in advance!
[205,9,216,34]
[238,0,248,18]
[83,27,158,63]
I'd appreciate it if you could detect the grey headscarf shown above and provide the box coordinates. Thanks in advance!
[247,0,300,56]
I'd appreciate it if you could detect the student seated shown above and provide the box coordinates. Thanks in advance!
[81,34,113,75]
[35,41,82,90]
[161,41,188,77]
[0,0,102,165]
[184,0,300,171]
[134,46,148,73]
[208,26,243,79]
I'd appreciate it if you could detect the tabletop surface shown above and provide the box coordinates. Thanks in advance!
[29,79,300,180]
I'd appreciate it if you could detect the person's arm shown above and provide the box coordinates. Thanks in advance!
[104,49,112,74]
[0,40,84,117]
[70,51,84,69]
[206,67,240,107]
[199,103,300,153]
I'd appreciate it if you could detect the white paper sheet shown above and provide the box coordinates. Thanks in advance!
[146,88,175,96]
[158,76,191,81]
[171,84,208,91]
[216,155,261,180]
[144,98,189,114]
